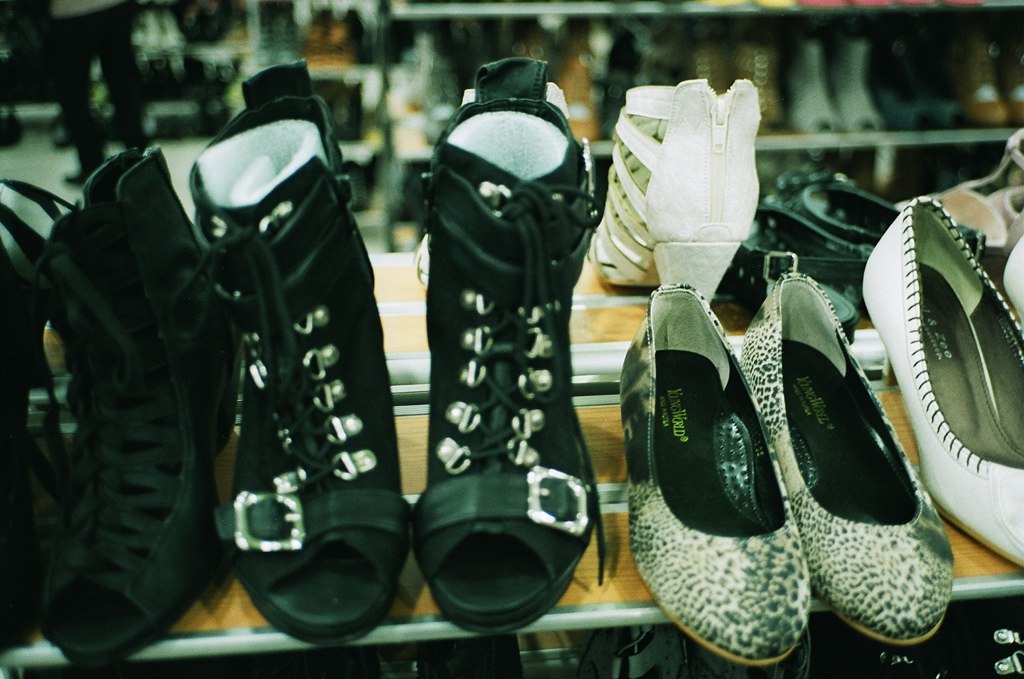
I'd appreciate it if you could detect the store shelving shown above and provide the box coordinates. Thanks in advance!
[2,257,1022,671]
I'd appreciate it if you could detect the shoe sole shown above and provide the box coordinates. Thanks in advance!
[931,498,1024,568]
[655,598,799,668]
[824,600,946,647]
[430,548,584,635]
[49,556,220,667]
[237,570,397,645]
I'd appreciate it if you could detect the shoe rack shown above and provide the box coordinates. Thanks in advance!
[1,3,1024,676]
[0,257,1022,673]
[375,0,1024,250]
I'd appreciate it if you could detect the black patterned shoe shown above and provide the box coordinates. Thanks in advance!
[39,149,236,666]
[620,284,810,666]
[741,272,953,644]
[191,61,408,643]
[412,58,602,633]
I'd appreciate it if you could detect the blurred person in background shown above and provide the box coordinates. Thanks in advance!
[48,0,148,184]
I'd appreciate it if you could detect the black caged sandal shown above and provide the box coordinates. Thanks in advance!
[38,149,237,666]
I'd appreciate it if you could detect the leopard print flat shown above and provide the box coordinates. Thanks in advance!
[620,284,810,666]
[741,272,954,644]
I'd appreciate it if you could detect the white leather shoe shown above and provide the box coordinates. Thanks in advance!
[864,197,1024,566]
[588,79,760,297]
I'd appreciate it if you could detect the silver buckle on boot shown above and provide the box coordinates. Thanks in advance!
[233,491,306,552]
[526,466,589,537]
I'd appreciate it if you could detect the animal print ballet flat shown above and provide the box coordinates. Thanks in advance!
[741,272,953,644]
[620,284,811,666]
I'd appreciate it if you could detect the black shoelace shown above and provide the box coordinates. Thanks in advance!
[189,208,361,492]
[456,182,595,465]
[447,179,606,578]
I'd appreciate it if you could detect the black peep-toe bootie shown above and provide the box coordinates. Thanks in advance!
[412,57,602,632]
[39,149,236,666]
[191,61,409,643]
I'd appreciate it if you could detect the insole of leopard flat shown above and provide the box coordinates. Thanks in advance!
[920,266,1024,468]
[653,349,782,537]
[782,340,915,525]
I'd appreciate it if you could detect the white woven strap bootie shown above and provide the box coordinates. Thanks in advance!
[588,79,760,297]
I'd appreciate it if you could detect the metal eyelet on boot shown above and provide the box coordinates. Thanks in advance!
[519,305,545,325]
[437,437,471,474]
[258,201,294,233]
[274,468,307,494]
[277,426,294,454]
[512,408,545,439]
[327,414,363,445]
[996,629,1024,646]
[244,333,269,389]
[460,289,494,316]
[210,215,229,239]
[250,360,269,389]
[478,181,512,216]
[995,650,1024,676]
[508,438,540,467]
[460,326,493,356]
[313,379,346,412]
[518,368,553,400]
[525,327,553,359]
[461,360,487,388]
[446,401,481,433]
[303,344,340,380]
[333,449,377,480]
[294,305,330,335]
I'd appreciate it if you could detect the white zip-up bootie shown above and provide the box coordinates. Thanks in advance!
[588,79,760,297]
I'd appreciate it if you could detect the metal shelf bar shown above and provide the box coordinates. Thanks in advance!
[390,0,1023,19]
[396,128,1017,163]
[4,573,1021,669]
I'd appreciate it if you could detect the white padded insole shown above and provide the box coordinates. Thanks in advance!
[447,112,568,180]
[196,120,327,207]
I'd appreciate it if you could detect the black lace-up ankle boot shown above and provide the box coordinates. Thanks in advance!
[38,149,237,666]
[0,180,70,647]
[190,61,408,643]
[412,58,601,632]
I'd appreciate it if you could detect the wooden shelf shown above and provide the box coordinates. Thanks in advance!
[4,258,1021,669]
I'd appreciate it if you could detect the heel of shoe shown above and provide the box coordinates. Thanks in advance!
[881,355,899,387]
[653,240,741,297]
[214,338,241,452]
